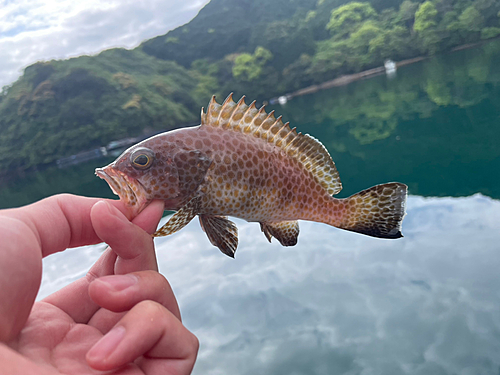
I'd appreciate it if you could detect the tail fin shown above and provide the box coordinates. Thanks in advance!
[339,182,407,239]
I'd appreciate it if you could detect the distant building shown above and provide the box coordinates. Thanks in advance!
[385,60,397,78]
[278,96,288,105]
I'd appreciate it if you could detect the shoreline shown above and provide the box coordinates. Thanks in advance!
[270,39,496,103]
[271,56,427,103]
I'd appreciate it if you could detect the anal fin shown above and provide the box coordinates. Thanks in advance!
[199,215,238,258]
[153,197,200,237]
[260,221,299,247]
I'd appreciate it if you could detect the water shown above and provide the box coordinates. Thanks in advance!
[5,41,500,374]
[2,43,500,207]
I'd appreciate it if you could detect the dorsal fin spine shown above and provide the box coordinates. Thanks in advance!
[269,116,284,137]
[218,93,236,129]
[256,105,266,121]
[201,107,206,125]
[274,122,291,146]
[222,92,234,106]
[279,126,297,148]
[202,95,342,195]
[264,110,276,127]
[206,96,216,119]
[228,96,247,131]
[241,100,257,133]
[245,100,257,115]
[260,110,277,138]
[269,117,287,143]
[252,106,267,134]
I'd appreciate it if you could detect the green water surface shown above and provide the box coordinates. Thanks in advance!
[1,40,500,207]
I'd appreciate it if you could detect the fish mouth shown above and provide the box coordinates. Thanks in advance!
[96,166,149,217]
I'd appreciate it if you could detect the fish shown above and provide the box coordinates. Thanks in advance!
[96,94,407,258]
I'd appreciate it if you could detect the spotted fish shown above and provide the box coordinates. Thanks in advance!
[96,94,407,257]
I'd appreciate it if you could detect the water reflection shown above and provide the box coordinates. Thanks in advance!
[2,41,500,208]
[0,157,117,209]
[272,41,500,199]
[38,195,500,374]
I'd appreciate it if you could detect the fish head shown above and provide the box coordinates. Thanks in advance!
[96,138,184,217]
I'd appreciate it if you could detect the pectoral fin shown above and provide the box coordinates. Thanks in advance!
[153,196,200,237]
[199,215,238,258]
[260,221,299,246]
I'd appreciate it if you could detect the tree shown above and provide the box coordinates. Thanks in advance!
[232,47,273,81]
[310,39,348,76]
[282,54,314,90]
[481,27,500,39]
[348,20,383,64]
[473,0,500,22]
[458,6,484,33]
[398,0,419,29]
[249,18,315,70]
[414,1,438,32]
[327,2,377,38]
[414,2,440,54]
[368,26,415,60]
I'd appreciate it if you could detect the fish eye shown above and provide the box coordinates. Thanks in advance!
[130,148,154,170]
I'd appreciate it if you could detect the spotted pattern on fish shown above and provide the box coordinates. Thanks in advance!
[96,94,408,257]
[260,221,299,246]
[201,94,342,196]
[338,183,407,238]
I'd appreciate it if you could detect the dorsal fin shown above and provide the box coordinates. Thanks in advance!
[202,94,342,195]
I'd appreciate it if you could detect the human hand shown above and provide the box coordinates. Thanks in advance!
[0,194,198,374]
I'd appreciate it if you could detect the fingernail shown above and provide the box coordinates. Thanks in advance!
[88,326,126,362]
[97,275,138,292]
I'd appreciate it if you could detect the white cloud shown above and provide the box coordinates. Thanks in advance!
[38,194,500,375]
[0,0,209,88]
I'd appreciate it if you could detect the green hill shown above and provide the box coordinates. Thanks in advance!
[1,0,499,177]
[141,0,318,67]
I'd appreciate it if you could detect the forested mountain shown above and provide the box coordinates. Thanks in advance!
[141,0,318,67]
[1,0,499,176]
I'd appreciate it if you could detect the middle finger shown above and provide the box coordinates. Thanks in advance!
[87,270,181,332]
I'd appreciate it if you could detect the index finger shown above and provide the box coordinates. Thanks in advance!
[90,200,164,274]
[2,194,133,258]
[41,199,164,323]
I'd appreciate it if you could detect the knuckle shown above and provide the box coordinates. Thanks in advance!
[136,270,172,291]
[135,299,165,318]
[156,272,173,291]
[55,193,74,200]
[138,270,174,295]
[86,269,99,283]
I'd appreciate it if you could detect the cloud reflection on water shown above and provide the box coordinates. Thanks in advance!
[38,195,500,375]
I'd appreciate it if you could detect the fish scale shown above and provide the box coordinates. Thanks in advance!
[96,94,408,258]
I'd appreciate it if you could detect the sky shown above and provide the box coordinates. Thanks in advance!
[0,0,209,89]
